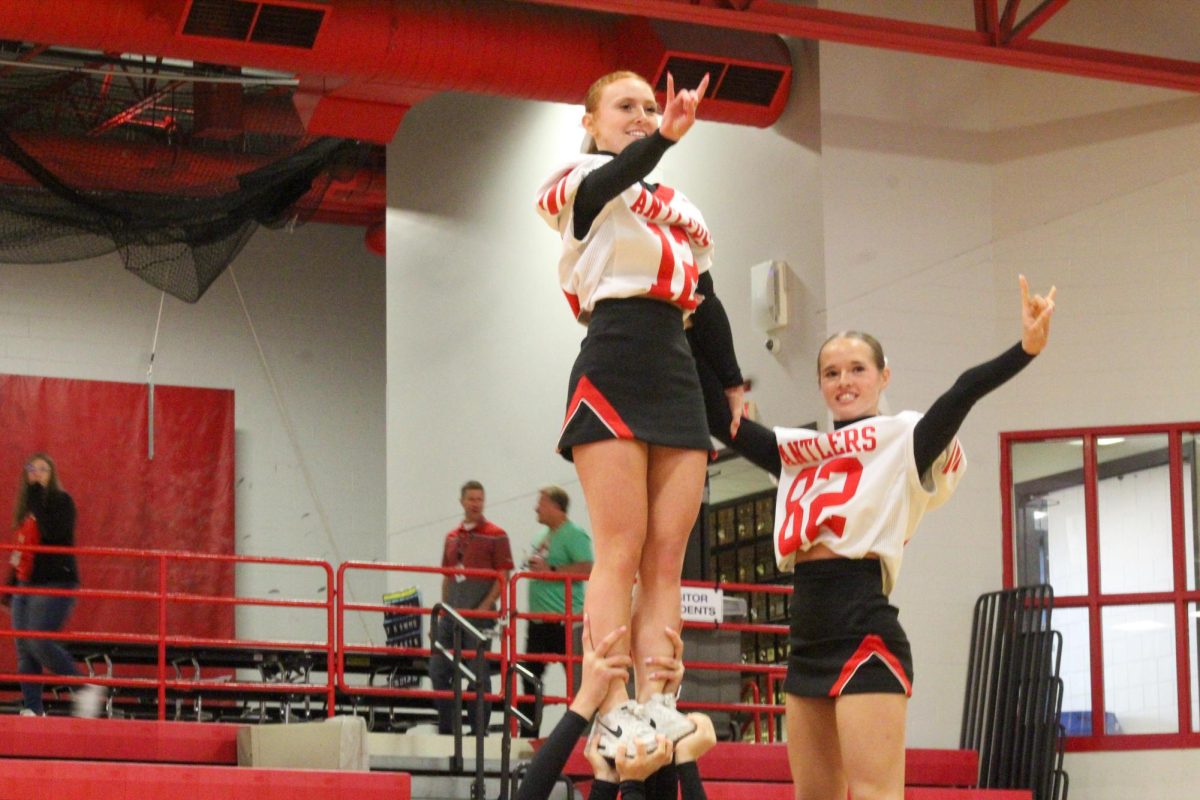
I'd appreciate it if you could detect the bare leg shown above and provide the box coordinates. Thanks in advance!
[633,444,706,700]
[836,693,907,800]
[574,439,649,713]
[785,694,846,800]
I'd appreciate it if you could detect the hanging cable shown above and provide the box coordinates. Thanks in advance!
[229,265,375,645]
[146,290,166,460]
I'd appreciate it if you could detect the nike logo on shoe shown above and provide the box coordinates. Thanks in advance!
[596,719,622,738]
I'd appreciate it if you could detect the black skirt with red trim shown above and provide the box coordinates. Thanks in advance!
[558,297,710,462]
[784,558,914,698]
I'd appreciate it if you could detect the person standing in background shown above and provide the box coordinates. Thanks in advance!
[520,485,594,737]
[7,453,105,718]
[429,480,513,735]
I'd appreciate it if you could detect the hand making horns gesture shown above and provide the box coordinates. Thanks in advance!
[1019,274,1057,356]
[659,72,710,142]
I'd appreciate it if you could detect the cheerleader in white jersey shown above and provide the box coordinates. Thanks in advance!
[694,277,1056,800]
[534,71,744,758]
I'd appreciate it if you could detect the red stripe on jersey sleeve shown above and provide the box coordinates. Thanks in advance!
[563,290,581,319]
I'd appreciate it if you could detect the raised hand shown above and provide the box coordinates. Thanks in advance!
[658,72,710,142]
[1019,274,1057,355]
[569,614,633,720]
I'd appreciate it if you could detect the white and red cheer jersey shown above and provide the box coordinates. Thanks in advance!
[534,154,712,321]
[772,411,966,594]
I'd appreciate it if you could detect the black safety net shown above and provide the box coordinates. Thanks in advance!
[0,62,367,302]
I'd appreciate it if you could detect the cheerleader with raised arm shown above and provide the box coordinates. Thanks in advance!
[694,277,1056,800]
[534,70,744,757]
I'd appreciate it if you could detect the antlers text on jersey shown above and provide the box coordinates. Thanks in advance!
[777,425,879,469]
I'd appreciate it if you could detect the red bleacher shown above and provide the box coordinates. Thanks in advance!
[0,716,1031,800]
[557,739,1031,800]
[0,716,410,800]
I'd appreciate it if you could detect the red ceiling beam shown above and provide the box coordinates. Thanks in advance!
[88,80,184,136]
[998,0,1023,41]
[1007,0,1074,45]
[523,0,1200,93]
[974,0,999,39]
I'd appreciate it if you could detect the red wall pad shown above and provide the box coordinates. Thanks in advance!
[0,374,235,673]
[0,760,411,800]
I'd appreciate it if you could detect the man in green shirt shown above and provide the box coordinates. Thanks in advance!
[520,485,593,737]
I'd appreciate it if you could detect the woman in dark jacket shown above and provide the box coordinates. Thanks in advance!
[9,453,103,716]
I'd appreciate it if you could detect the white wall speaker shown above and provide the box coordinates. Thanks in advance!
[750,259,788,332]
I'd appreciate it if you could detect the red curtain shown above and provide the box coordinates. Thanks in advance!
[0,374,235,670]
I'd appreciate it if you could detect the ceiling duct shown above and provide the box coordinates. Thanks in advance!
[0,0,792,142]
[182,0,326,49]
[643,20,790,128]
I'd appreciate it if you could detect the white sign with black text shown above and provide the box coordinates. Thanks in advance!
[680,587,724,624]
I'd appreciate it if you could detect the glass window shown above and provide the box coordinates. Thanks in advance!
[1007,425,1200,747]
[1101,604,1178,734]
[1189,602,1200,733]
[1056,607,1094,734]
[1185,433,1198,593]
[1012,439,1086,593]
[1097,435,1173,594]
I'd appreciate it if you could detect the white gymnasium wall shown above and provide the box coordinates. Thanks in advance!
[0,224,387,645]
[817,12,1200,797]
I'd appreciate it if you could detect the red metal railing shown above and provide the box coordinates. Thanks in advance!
[1,542,334,719]
[336,561,509,710]
[502,571,788,738]
[2,547,789,734]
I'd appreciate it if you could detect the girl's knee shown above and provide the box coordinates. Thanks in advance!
[593,548,643,580]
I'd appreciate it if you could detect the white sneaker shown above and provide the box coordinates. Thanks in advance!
[639,692,696,743]
[73,683,107,718]
[18,708,39,717]
[593,700,659,759]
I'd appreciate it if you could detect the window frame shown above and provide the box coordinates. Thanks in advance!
[1001,421,1200,751]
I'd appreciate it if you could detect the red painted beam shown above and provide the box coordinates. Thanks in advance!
[1007,0,1075,45]
[975,0,999,39]
[997,0,1022,41]
[526,0,1200,92]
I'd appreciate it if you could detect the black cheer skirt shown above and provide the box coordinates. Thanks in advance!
[784,559,914,698]
[558,297,710,462]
